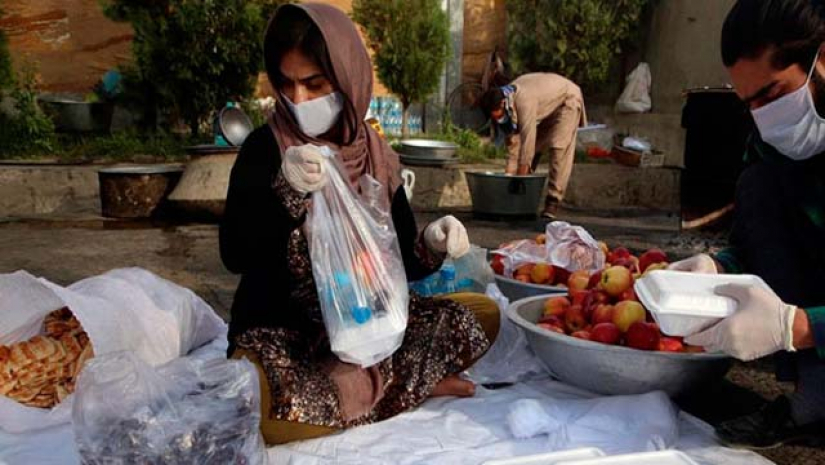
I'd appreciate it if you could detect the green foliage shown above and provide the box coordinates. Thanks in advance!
[353,0,450,138]
[0,4,13,91]
[432,120,506,163]
[53,131,187,162]
[100,0,282,134]
[0,64,56,157]
[507,0,650,89]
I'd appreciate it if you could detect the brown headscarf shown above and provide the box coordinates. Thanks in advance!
[265,3,402,197]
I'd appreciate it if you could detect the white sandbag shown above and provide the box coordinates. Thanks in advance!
[0,268,227,433]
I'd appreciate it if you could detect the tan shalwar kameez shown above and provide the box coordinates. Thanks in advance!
[504,73,587,208]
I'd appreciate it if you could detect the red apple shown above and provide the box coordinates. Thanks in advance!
[567,270,590,291]
[515,274,531,283]
[626,322,661,351]
[538,314,563,327]
[565,304,587,333]
[591,304,615,325]
[537,323,565,334]
[531,263,555,285]
[571,330,592,341]
[553,266,571,286]
[543,296,571,317]
[600,266,633,297]
[583,289,611,314]
[569,288,589,306]
[612,300,646,332]
[658,337,684,352]
[491,254,505,275]
[639,248,669,273]
[515,263,535,278]
[611,256,640,273]
[607,246,631,264]
[591,322,622,345]
[619,287,638,302]
[587,270,603,290]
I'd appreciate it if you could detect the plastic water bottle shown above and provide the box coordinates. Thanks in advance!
[439,264,458,295]
[421,273,440,296]
[331,272,372,325]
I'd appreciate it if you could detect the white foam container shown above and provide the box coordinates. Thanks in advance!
[556,450,699,465]
[635,270,771,337]
[483,448,605,465]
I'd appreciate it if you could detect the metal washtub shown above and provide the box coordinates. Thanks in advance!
[465,171,547,219]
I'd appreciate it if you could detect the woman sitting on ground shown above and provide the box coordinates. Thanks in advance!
[220,3,500,445]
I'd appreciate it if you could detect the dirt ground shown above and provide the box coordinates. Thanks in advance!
[0,208,822,464]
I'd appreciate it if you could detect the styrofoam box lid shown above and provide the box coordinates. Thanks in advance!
[635,270,770,318]
[556,450,699,465]
[483,448,605,465]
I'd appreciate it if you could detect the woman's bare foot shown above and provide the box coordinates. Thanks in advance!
[431,375,476,398]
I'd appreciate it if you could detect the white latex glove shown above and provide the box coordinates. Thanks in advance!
[424,215,470,258]
[685,284,797,361]
[281,144,328,194]
[667,254,717,274]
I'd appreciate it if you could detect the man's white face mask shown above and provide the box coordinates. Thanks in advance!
[284,91,343,137]
[752,50,825,161]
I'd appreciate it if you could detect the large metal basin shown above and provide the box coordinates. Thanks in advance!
[399,139,458,160]
[494,275,566,302]
[465,171,547,219]
[98,165,184,218]
[507,295,732,397]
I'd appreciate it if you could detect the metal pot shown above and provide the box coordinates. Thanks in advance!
[507,295,732,397]
[399,139,458,160]
[465,171,547,219]
[39,95,114,133]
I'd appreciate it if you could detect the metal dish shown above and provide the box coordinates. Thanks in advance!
[465,171,547,219]
[184,145,241,156]
[507,295,732,397]
[400,153,460,167]
[217,106,254,146]
[494,275,566,302]
[38,94,114,133]
[399,139,458,159]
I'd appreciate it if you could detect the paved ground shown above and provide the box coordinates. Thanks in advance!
[0,208,821,464]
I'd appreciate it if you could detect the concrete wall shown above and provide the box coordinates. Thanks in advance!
[643,0,737,114]
[462,0,507,84]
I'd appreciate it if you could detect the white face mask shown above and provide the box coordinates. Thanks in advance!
[284,91,343,137]
[752,50,825,161]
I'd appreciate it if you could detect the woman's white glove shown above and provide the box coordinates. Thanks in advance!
[424,215,470,258]
[282,144,328,194]
[667,254,718,274]
[685,284,797,361]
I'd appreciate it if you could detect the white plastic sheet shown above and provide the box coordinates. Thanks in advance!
[0,268,227,433]
[544,222,605,273]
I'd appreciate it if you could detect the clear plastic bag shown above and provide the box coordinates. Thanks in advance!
[307,147,409,368]
[72,352,267,465]
[615,63,652,114]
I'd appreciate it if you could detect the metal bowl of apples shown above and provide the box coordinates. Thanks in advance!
[506,271,732,397]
